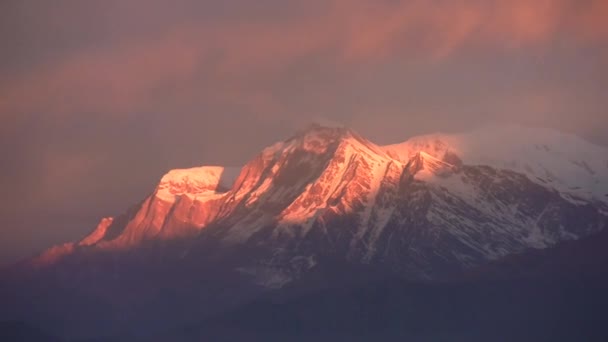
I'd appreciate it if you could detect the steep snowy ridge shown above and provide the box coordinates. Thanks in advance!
[32,166,243,264]
[155,166,240,202]
[209,125,403,246]
[212,125,351,243]
[384,125,608,205]
[276,129,401,235]
[109,166,240,243]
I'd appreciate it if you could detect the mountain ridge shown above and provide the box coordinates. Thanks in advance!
[4,123,608,340]
[28,124,608,278]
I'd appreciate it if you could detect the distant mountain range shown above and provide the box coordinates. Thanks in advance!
[2,124,608,341]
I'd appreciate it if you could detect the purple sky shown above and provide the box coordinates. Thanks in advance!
[1,0,607,264]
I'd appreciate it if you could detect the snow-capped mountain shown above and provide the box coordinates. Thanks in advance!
[4,123,608,340]
[31,124,608,282]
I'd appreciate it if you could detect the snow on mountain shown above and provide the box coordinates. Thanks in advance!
[9,123,608,341]
[27,124,608,282]
[384,124,608,205]
[253,125,400,237]
[79,217,114,247]
[155,166,240,202]
[105,165,242,244]
[213,124,375,243]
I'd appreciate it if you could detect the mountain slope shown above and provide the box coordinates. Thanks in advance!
[3,123,608,339]
[384,124,608,205]
[188,249,608,342]
[182,228,608,342]
[29,124,608,280]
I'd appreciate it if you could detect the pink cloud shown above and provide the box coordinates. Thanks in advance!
[569,0,608,41]
[1,0,606,120]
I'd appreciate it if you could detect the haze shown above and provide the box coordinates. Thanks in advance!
[1,0,607,265]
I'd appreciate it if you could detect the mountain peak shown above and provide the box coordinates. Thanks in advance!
[265,123,355,157]
[289,123,391,155]
[294,123,351,140]
[384,124,608,203]
[155,166,241,202]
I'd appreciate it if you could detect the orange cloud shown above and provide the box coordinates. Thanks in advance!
[569,0,608,41]
[0,27,207,117]
[1,0,606,120]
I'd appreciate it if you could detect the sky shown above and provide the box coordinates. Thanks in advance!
[1,0,607,265]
